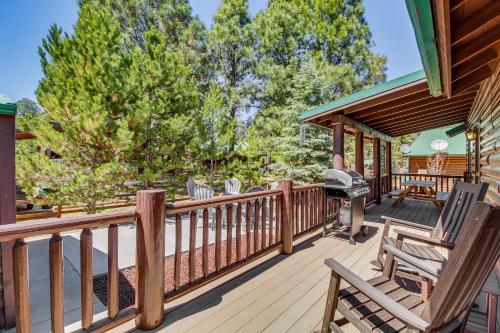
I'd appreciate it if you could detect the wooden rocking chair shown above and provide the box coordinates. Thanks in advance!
[375,181,488,278]
[322,201,500,333]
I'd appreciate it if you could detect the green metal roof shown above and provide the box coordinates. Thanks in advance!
[405,0,442,97]
[300,69,426,121]
[407,125,466,156]
[0,93,17,116]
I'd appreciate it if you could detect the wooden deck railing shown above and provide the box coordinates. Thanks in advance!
[0,210,139,332]
[163,187,284,300]
[391,173,464,193]
[0,180,328,332]
[291,184,325,238]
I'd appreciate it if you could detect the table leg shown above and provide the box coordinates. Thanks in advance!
[487,293,497,333]
[392,186,412,207]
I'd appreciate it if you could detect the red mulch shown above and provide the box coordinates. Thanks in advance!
[93,232,278,310]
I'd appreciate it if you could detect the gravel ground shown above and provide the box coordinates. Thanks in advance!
[94,231,277,309]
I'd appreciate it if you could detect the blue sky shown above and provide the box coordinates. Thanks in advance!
[0,0,422,102]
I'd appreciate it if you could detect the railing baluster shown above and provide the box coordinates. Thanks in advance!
[276,197,281,242]
[254,200,260,253]
[189,211,197,284]
[215,207,222,270]
[294,193,299,234]
[301,191,305,232]
[236,203,242,261]
[261,197,267,250]
[80,229,93,329]
[300,192,304,232]
[50,233,64,333]
[245,202,251,257]
[202,209,209,277]
[13,240,31,333]
[108,224,119,319]
[269,196,274,245]
[174,214,182,289]
[226,205,233,266]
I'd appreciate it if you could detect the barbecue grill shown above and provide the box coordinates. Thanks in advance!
[323,169,370,244]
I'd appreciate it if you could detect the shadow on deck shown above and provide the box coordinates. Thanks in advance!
[125,198,440,333]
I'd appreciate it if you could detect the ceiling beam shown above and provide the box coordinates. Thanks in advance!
[353,92,476,124]
[452,48,498,82]
[371,105,471,130]
[329,114,392,142]
[453,28,500,67]
[342,80,429,115]
[452,64,494,95]
[386,111,468,132]
[387,115,468,136]
[351,86,477,122]
[451,2,500,46]
[375,111,470,135]
[450,0,467,12]
[433,0,452,97]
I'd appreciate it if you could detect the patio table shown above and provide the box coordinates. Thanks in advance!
[392,179,444,209]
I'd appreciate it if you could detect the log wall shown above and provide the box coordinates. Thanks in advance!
[468,67,500,204]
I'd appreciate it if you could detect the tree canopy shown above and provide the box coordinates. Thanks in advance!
[16,0,394,210]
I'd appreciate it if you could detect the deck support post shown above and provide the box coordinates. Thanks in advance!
[279,179,293,255]
[135,190,166,330]
[355,131,364,176]
[333,123,344,169]
[0,114,16,328]
[373,138,381,204]
[386,141,392,192]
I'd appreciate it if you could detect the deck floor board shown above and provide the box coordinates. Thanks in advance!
[126,199,439,333]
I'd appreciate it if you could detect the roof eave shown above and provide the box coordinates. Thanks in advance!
[405,0,443,97]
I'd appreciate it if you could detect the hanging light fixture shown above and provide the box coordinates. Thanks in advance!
[465,130,476,141]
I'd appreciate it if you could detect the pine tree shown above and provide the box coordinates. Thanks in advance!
[207,0,256,154]
[16,0,199,212]
[250,0,387,180]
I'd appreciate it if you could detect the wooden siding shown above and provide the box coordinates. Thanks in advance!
[468,66,500,204]
[409,156,467,176]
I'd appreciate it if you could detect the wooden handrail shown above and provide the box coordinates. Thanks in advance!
[392,172,463,178]
[292,183,324,191]
[0,210,137,242]
[165,189,283,214]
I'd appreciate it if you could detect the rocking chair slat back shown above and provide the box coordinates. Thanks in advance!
[432,181,488,243]
[422,202,500,330]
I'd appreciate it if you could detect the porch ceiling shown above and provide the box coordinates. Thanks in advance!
[301,71,480,137]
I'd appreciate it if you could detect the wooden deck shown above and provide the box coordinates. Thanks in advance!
[113,198,439,333]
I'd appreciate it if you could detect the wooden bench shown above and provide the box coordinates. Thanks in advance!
[436,191,449,202]
[388,189,404,197]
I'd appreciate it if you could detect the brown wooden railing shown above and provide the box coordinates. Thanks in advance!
[0,180,328,332]
[291,184,325,238]
[391,173,464,193]
[163,188,284,300]
[0,210,139,333]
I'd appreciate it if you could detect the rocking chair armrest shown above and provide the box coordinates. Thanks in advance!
[393,229,454,250]
[382,244,442,282]
[381,216,435,232]
[324,258,430,331]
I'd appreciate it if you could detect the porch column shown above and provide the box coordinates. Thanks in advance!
[385,141,392,192]
[333,123,344,169]
[0,100,17,328]
[355,131,364,176]
[373,138,381,204]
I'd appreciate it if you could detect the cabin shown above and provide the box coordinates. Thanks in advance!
[406,126,467,176]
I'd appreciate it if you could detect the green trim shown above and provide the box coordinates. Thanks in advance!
[0,93,16,116]
[300,69,425,121]
[405,0,442,97]
[407,126,466,156]
[445,124,466,138]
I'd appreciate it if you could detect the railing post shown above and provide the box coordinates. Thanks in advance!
[279,179,293,254]
[135,190,166,330]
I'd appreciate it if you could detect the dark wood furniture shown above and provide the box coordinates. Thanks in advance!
[376,181,488,277]
[322,201,500,333]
